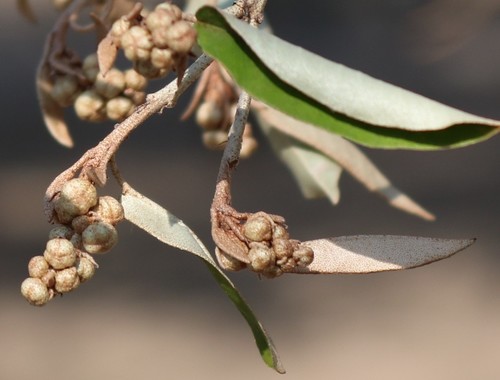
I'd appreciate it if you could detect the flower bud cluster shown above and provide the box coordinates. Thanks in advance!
[189,63,258,158]
[21,178,124,306]
[110,2,196,79]
[50,54,148,122]
[217,212,314,278]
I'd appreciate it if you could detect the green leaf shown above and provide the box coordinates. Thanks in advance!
[195,6,499,150]
[294,235,475,274]
[121,184,285,374]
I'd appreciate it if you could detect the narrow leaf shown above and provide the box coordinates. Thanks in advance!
[17,0,37,23]
[121,185,285,373]
[293,235,475,274]
[195,7,499,149]
[255,104,434,220]
[258,115,342,204]
[97,34,119,76]
[36,64,73,148]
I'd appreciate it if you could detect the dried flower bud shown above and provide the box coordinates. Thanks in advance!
[94,68,126,99]
[202,130,227,150]
[121,26,153,61]
[106,96,135,121]
[74,89,106,122]
[44,238,77,269]
[196,101,224,130]
[91,196,124,225]
[146,4,182,33]
[215,247,246,271]
[124,69,148,91]
[48,225,74,240]
[133,59,166,79]
[272,224,289,240]
[292,245,314,267]
[21,278,50,306]
[71,215,93,234]
[162,21,197,54]
[41,269,56,288]
[82,221,118,254]
[82,53,100,83]
[76,257,96,282]
[70,233,83,250]
[28,256,50,278]
[150,47,174,70]
[110,17,131,42]
[55,267,80,293]
[50,75,81,107]
[272,238,293,262]
[54,178,98,223]
[243,214,273,242]
[248,243,275,272]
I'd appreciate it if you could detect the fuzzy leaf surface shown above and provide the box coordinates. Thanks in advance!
[293,235,475,274]
[121,185,284,374]
[196,6,499,149]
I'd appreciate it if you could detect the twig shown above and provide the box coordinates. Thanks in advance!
[45,54,214,220]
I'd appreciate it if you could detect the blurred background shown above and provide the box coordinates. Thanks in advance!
[1,0,499,379]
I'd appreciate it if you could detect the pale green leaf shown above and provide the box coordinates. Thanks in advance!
[121,184,284,373]
[294,235,475,274]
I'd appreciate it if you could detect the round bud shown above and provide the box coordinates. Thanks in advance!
[128,90,146,105]
[70,233,83,250]
[41,269,56,288]
[54,178,98,223]
[133,59,166,79]
[48,225,74,240]
[110,17,131,42]
[44,238,77,269]
[261,266,283,279]
[243,215,273,242]
[51,75,81,107]
[82,221,118,254]
[91,196,124,225]
[146,5,181,33]
[215,247,246,271]
[94,68,126,99]
[74,89,106,122]
[162,21,197,54]
[28,256,50,278]
[82,53,99,82]
[105,96,135,121]
[150,47,174,70]
[202,130,227,150]
[71,215,93,234]
[21,278,50,306]
[292,245,314,267]
[196,102,224,130]
[272,238,293,262]
[55,267,80,293]
[76,257,96,282]
[121,26,154,61]
[248,244,275,272]
[124,69,148,91]
[240,136,258,159]
[272,224,289,240]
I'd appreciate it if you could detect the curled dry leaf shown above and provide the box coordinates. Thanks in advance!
[121,183,284,374]
[36,64,73,148]
[255,104,434,220]
[97,34,119,76]
[293,235,475,274]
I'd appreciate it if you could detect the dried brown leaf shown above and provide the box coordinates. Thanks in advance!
[293,235,475,274]
[36,64,73,148]
[17,0,37,23]
[97,34,119,76]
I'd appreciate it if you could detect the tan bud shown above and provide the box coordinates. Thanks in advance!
[54,178,98,223]
[94,68,126,99]
[105,96,135,121]
[91,196,124,225]
[21,278,50,306]
[44,238,77,269]
[82,221,118,254]
[243,214,273,242]
[74,89,106,122]
[28,256,50,278]
[76,257,96,282]
[55,267,80,293]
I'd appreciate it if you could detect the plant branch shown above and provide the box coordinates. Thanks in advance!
[44,53,214,220]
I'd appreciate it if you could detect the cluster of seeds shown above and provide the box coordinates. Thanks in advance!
[49,54,148,122]
[217,213,314,278]
[185,63,258,158]
[21,178,124,306]
[110,2,197,79]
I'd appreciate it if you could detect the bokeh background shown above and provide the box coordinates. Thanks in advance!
[1,1,499,379]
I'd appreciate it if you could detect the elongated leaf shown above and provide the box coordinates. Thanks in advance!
[255,104,434,220]
[195,6,499,149]
[259,115,342,204]
[121,185,284,374]
[36,64,73,148]
[293,235,475,274]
